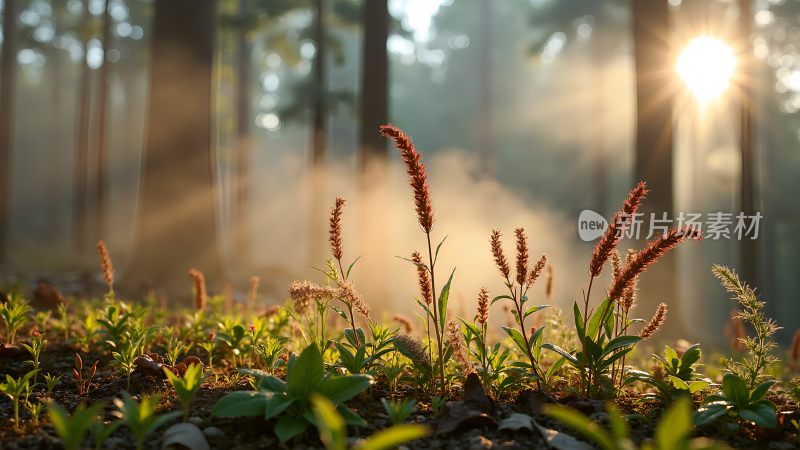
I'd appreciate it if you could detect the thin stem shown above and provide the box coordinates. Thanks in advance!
[426,232,446,396]
[513,284,542,388]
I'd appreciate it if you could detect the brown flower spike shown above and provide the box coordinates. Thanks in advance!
[589,182,649,277]
[514,228,529,286]
[411,251,433,305]
[188,268,207,311]
[97,240,114,292]
[608,227,702,301]
[447,320,475,375]
[329,197,346,262]
[639,303,668,338]
[490,230,511,280]
[527,254,547,288]
[476,287,490,325]
[380,124,434,233]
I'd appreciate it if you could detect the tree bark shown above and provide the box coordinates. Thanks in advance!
[311,0,326,166]
[233,0,251,260]
[73,0,92,254]
[0,0,17,262]
[358,0,388,171]
[95,0,113,241]
[631,0,680,337]
[125,0,222,295]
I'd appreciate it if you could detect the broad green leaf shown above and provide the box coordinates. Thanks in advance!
[541,343,579,366]
[318,375,372,404]
[721,373,748,406]
[264,394,295,420]
[287,344,324,399]
[655,397,691,450]
[491,295,513,305]
[502,326,528,354]
[669,375,690,391]
[212,391,269,417]
[573,301,585,338]
[602,335,641,357]
[739,400,777,428]
[688,381,710,394]
[693,401,732,426]
[749,380,775,402]
[524,304,551,319]
[275,414,310,442]
[606,404,628,442]
[586,297,612,339]
[355,424,430,450]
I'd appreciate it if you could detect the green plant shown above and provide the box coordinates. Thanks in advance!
[1,292,30,344]
[488,228,550,388]
[48,402,103,450]
[55,302,73,342]
[91,419,122,450]
[198,331,216,369]
[33,310,51,333]
[0,369,38,429]
[334,324,396,376]
[165,329,186,366]
[381,398,416,425]
[43,373,60,397]
[312,394,429,450]
[625,344,710,404]
[25,399,44,425]
[255,336,288,374]
[694,372,777,429]
[712,264,780,389]
[430,395,446,416]
[77,310,99,351]
[164,363,204,420]
[21,329,46,384]
[112,339,140,391]
[382,124,452,396]
[545,397,728,450]
[217,321,250,368]
[212,344,372,442]
[97,304,130,350]
[113,393,181,450]
[73,353,98,396]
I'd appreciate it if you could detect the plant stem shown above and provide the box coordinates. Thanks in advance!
[426,232,446,396]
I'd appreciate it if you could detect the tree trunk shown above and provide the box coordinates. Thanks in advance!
[0,0,17,262]
[233,0,251,261]
[73,1,92,255]
[311,0,326,166]
[125,0,221,295]
[95,0,113,241]
[477,0,491,175]
[358,0,388,171]
[631,0,680,337]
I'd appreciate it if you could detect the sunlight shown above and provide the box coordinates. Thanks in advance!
[676,36,736,102]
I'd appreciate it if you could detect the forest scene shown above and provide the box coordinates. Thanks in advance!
[1,0,800,449]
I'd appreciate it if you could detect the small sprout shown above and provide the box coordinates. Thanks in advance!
[164,363,204,421]
[113,393,182,450]
[48,402,104,450]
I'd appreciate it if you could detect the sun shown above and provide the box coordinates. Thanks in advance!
[676,36,737,102]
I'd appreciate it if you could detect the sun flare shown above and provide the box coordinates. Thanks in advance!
[676,36,737,102]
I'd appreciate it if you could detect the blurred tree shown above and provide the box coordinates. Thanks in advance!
[74,0,93,253]
[126,0,222,293]
[95,0,113,241]
[0,0,17,262]
[359,0,388,170]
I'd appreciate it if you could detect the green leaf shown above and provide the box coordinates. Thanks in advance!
[573,301,585,338]
[501,326,528,354]
[606,404,628,442]
[311,395,346,450]
[287,344,324,399]
[212,391,268,417]
[721,373,749,406]
[433,236,448,266]
[655,397,691,450]
[543,404,614,450]
[437,269,456,332]
[338,405,367,427]
[491,295,513,305]
[688,381,710,394]
[48,403,102,450]
[318,375,372,404]
[694,401,733,426]
[354,424,430,450]
[749,380,775,402]
[264,394,296,420]
[523,304,551,319]
[669,375,690,391]
[541,343,578,366]
[586,298,612,339]
[275,414,310,442]
[602,335,641,357]
[346,256,362,279]
[739,400,777,428]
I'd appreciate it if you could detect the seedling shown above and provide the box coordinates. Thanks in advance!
[48,402,103,450]
[113,393,181,450]
[164,363,204,420]
[381,398,417,425]
[73,353,99,396]
[0,369,38,429]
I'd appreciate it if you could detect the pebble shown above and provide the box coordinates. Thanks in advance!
[188,416,203,426]
[203,426,225,439]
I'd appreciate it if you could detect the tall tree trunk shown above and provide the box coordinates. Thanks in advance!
[233,0,251,261]
[0,0,17,262]
[311,0,326,166]
[73,1,92,255]
[95,0,112,241]
[358,0,388,171]
[631,0,681,337]
[737,0,758,288]
[477,0,491,175]
[125,0,221,295]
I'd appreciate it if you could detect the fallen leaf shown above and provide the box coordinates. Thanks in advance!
[533,420,594,450]
[498,413,534,432]
[436,402,496,435]
[162,423,210,450]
